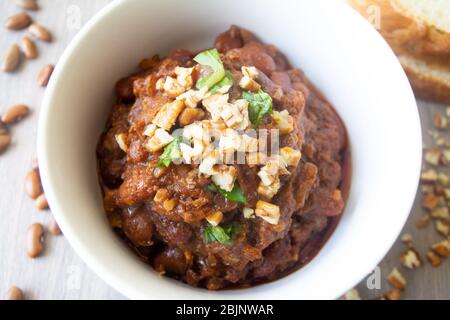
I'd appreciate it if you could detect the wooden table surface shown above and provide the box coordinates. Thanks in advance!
[0,0,448,300]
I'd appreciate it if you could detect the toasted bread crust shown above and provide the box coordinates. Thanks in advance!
[401,62,450,104]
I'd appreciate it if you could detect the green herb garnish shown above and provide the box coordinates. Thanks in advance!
[194,48,226,90]
[210,71,234,93]
[242,89,273,128]
[207,183,247,205]
[157,135,182,167]
[203,222,241,245]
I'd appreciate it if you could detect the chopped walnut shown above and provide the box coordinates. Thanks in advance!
[145,128,174,152]
[384,289,401,300]
[143,124,157,137]
[430,206,449,220]
[280,147,301,167]
[211,165,236,192]
[163,198,177,211]
[174,66,194,88]
[431,239,450,257]
[400,233,413,245]
[426,251,442,268]
[255,200,280,225]
[387,268,407,290]
[435,220,450,236]
[154,188,169,203]
[433,112,448,129]
[445,189,450,200]
[420,169,438,183]
[155,77,165,90]
[239,75,261,92]
[272,110,294,135]
[258,156,288,188]
[442,149,450,164]
[239,134,258,153]
[177,87,209,109]
[220,102,244,129]
[199,150,220,177]
[243,207,255,219]
[400,248,422,269]
[437,172,450,186]
[178,108,205,127]
[152,100,185,131]
[206,211,223,226]
[421,193,441,210]
[114,133,128,152]
[202,94,229,121]
[241,66,259,79]
[163,76,186,98]
[424,148,442,166]
[219,128,242,154]
[180,141,203,164]
[257,178,281,199]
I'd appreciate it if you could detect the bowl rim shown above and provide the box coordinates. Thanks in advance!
[38,0,422,299]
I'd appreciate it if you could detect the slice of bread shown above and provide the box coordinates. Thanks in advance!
[400,54,450,104]
[348,0,450,104]
[392,0,450,34]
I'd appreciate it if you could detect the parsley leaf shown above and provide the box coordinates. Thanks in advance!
[242,89,273,128]
[207,183,247,205]
[209,71,234,93]
[194,49,226,90]
[203,222,241,245]
[157,135,182,167]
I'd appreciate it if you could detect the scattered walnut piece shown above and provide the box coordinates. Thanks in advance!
[431,240,450,257]
[343,288,361,300]
[444,189,450,200]
[178,108,205,127]
[400,233,413,245]
[400,248,422,269]
[426,251,442,268]
[437,172,450,186]
[435,220,450,237]
[442,149,450,165]
[384,288,401,300]
[421,193,441,210]
[433,112,448,129]
[420,169,438,183]
[387,268,407,290]
[416,214,431,229]
[424,148,442,166]
[430,206,449,221]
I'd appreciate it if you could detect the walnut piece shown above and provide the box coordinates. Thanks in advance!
[387,268,407,290]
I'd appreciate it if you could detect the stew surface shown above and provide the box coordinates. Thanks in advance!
[97,26,351,290]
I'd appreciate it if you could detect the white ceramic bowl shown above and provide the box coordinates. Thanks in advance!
[38,0,422,299]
